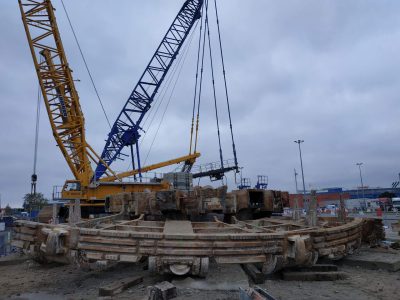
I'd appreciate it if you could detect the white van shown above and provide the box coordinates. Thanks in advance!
[392,198,400,209]
[326,204,337,210]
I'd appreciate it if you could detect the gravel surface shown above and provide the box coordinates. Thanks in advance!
[0,256,399,300]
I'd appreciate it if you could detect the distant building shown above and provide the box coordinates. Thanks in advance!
[289,187,400,209]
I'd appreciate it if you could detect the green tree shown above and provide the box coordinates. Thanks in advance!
[4,204,12,216]
[23,193,48,212]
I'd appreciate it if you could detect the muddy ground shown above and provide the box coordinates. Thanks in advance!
[0,255,399,300]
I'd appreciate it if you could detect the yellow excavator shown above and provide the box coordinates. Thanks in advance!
[18,0,203,214]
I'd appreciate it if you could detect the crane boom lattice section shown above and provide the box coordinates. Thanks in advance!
[95,0,204,180]
[19,0,95,186]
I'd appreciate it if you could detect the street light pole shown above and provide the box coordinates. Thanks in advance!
[294,168,299,193]
[356,162,365,208]
[294,140,307,208]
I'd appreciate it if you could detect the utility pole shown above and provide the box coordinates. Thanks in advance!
[356,162,366,209]
[294,140,307,209]
[294,168,299,193]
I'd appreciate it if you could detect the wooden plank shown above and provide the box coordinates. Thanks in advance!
[98,276,143,297]
[241,263,265,284]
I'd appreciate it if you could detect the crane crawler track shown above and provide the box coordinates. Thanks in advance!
[12,216,364,277]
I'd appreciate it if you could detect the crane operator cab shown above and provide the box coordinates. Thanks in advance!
[62,180,82,199]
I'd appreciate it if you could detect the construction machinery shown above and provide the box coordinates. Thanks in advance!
[18,0,204,215]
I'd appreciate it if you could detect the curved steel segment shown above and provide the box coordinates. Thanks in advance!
[13,216,365,276]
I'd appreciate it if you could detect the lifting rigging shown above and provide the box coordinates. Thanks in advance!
[187,0,239,180]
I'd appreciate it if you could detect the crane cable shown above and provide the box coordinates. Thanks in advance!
[193,0,209,153]
[189,3,205,154]
[213,0,238,171]
[205,0,225,169]
[60,0,112,129]
[31,56,42,195]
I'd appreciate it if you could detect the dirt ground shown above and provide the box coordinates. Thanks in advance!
[0,256,399,300]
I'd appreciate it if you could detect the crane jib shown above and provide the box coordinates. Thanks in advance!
[94,0,204,181]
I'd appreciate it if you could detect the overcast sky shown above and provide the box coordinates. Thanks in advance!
[1,0,400,207]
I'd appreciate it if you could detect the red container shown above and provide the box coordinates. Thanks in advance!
[376,207,383,217]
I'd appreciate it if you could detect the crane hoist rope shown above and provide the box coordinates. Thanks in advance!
[187,0,240,180]
[191,0,207,157]
[31,56,42,196]
[205,0,225,171]
[213,0,238,171]
[189,3,205,157]
[60,0,112,129]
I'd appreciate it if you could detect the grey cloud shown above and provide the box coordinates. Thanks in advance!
[1,0,400,207]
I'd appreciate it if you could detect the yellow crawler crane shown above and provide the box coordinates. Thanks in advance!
[18,0,202,214]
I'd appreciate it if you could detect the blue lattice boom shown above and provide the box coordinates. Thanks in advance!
[95,0,204,180]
